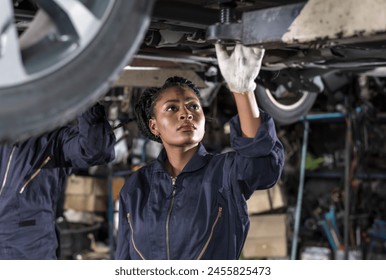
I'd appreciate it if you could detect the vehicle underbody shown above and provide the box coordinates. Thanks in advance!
[2,0,386,260]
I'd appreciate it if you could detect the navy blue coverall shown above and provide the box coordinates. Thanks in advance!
[116,111,284,260]
[0,104,115,259]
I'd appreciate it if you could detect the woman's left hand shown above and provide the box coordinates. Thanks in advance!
[215,43,265,95]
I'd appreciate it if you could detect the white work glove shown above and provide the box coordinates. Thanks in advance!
[215,43,265,95]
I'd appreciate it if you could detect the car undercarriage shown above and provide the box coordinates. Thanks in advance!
[2,0,386,260]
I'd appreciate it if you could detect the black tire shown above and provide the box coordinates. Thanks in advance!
[0,0,154,142]
[255,83,318,125]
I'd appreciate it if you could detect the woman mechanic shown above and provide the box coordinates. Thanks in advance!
[115,44,284,259]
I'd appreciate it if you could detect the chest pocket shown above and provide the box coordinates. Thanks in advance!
[19,156,51,194]
[189,182,226,259]
[126,213,147,260]
[196,206,223,259]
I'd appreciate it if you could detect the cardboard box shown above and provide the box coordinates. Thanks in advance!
[242,214,288,259]
[112,177,125,201]
[64,175,108,212]
[247,183,286,215]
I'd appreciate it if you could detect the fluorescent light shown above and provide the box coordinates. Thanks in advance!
[123,66,160,71]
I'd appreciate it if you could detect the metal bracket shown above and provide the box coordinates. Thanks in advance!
[206,3,305,47]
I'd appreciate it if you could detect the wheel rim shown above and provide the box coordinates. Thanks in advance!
[265,87,311,111]
[1,0,115,88]
[0,0,153,142]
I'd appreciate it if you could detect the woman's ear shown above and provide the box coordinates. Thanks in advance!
[149,118,159,136]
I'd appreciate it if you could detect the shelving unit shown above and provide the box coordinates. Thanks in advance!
[291,112,350,259]
[291,111,386,259]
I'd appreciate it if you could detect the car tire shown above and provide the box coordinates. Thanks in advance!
[0,0,154,142]
[254,83,318,125]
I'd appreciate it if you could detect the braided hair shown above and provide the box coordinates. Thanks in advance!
[134,76,201,143]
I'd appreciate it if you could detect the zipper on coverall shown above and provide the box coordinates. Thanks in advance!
[19,156,51,194]
[166,176,177,260]
[0,146,16,196]
[196,207,223,259]
[127,213,146,259]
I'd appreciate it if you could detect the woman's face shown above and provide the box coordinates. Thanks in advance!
[149,86,205,148]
